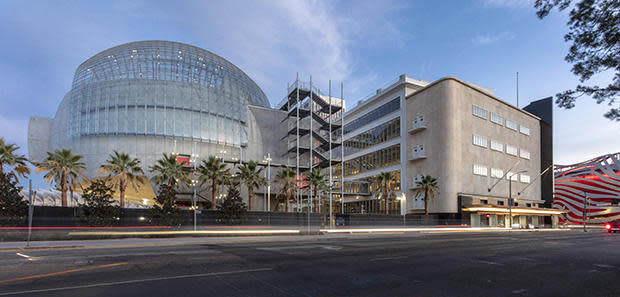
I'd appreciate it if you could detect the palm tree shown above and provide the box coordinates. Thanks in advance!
[304,168,328,213]
[237,160,266,211]
[414,174,440,215]
[99,151,146,208]
[198,156,230,210]
[0,138,30,181]
[275,167,298,212]
[376,171,396,215]
[150,153,188,188]
[35,149,86,207]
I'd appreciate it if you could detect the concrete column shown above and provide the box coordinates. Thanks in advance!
[471,214,480,227]
[552,215,558,229]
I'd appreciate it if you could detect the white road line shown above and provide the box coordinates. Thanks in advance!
[14,253,34,261]
[474,260,504,266]
[369,256,407,262]
[0,267,273,296]
[593,264,615,269]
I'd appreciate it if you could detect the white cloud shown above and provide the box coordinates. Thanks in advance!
[471,32,515,45]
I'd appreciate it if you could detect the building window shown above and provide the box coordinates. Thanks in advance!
[473,164,488,176]
[520,149,530,160]
[506,171,519,181]
[343,117,400,156]
[506,145,518,156]
[519,125,530,136]
[520,174,531,183]
[481,199,488,204]
[506,120,518,131]
[472,105,488,119]
[612,199,618,206]
[473,135,488,148]
[490,113,504,125]
[344,98,400,134]
[490,140,503,152]
[526,203,532,207]
[491,168,504,179]
[497,201,505,206]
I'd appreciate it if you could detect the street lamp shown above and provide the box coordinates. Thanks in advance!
[263,153,272,211]
[397,193,407,227]
[507,170,527,229]
[191,151,199,231]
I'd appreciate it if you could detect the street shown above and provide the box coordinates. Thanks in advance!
[0,230,619,296]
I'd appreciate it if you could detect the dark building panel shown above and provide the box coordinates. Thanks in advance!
[523,97,553,207]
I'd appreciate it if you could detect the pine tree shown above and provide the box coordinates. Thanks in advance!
[0,172,28,226]
[79,179,120,226]
[151,184,182,227]
[217,180,247,225]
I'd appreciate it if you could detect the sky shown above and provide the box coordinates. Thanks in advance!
[0,0,618,188]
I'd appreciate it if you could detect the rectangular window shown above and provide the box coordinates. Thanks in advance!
[520,149,530,160]
[506,172,518,181]
[506,145,518,156]
[506,120,518,131]
[473,164,488,176]
[491,168,504,178]
[481,199,488,205]
[520,174,531,183]
[497,201,505,206]
[473,135,488,148]
[519,125,530,136]
[472,105,488,119]
[490,140,503,152]
[490,113,504,125]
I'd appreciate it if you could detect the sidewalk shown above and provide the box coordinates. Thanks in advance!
[0,227,572,251]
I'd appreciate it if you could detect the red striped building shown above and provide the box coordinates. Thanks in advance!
[553,153,620,224]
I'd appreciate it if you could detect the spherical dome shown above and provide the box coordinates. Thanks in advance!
[61,40,269,146]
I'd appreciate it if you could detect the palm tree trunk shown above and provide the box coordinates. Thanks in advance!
[424,188,429,215]
[120,179,126,208]
[60,172,67,207]
[248,186,254,211]
[385,188,388,215]
[211,181,217,210]
[314,191,319,213]
[285,192,290,212]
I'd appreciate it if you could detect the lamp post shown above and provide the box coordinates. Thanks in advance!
[508,170,527,229]
[263,153,272,211]
[583,191,588,232]
[219,147,226,199]
[191,150,199,231]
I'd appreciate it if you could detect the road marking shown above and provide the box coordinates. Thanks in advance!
[258,245,341,251]
[0,267,273,296]
[512,289,527,294]
[15,253,32,261]
[593,264,615,269]
[0,262,128,284]
[369,256,407,262]
[473,259,504,266]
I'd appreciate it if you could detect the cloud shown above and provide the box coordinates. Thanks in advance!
[471,32,515,45]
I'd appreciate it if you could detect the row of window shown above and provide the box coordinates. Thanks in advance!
[343,117,400,156]
[472,105,530,136]
[473,164,530,183]
[339,144,401,177]
[472,135,530,159]
[344,98,400,134]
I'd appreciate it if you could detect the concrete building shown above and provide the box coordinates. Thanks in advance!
[337,75,561,227]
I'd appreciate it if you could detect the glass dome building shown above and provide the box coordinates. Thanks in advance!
[28,41,282,184]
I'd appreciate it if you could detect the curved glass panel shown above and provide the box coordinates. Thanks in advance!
[65,41,269,146]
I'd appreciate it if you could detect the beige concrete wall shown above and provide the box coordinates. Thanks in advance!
[405,78,542,214]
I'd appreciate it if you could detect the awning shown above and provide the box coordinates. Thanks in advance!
[462,205,567,216]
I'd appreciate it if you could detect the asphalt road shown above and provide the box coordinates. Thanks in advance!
[0,230,619,296]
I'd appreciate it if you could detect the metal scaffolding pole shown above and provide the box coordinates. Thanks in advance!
[296,73,300,213]
[309,76,313,214]
[340,82,344,214]
[329,80,333,228]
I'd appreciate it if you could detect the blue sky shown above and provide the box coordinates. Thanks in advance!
[0,0,618,187]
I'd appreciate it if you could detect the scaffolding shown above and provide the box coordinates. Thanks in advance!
[277,75,345,217]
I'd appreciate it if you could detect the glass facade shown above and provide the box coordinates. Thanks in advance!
[65,41,269,146]
[343,117,400,156]
[337,144,401,177]
[343,97,400,134]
